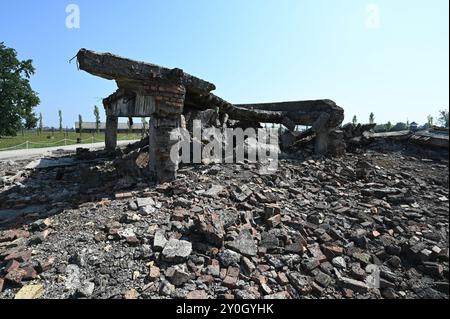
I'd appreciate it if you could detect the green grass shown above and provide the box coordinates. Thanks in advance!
[0,132,142,151]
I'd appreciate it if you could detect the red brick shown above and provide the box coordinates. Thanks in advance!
[227,266,240,278]
[186,290,208,299]
[223,276,238,289]
[4,268,27,284]
[277,272,290,286]
[5,260,20,273]
[4,250,32,263]
[22,266,38,280]
[0,229,30,243]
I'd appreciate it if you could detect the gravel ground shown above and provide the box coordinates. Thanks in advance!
[0,148,448,299]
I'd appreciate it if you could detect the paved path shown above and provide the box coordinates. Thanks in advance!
[0,140,138,161]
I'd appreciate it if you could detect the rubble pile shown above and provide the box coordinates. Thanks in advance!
[0,149,448,299]
[341,124,449,160]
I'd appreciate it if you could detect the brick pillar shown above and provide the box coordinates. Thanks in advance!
[149,116,181,183]
[315,130,329,155]
[146,83,186,183]
[105,115,118,150]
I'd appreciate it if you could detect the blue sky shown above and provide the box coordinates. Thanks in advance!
[0,0,448,127]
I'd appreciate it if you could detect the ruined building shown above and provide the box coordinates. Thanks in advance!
[76,49,345,182]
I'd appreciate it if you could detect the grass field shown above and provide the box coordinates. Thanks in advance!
[0,132,142,151]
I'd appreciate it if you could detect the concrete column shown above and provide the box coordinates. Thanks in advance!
[105,115,118,150]
[315,130,329,155]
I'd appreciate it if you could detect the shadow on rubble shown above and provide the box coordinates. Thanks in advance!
[1,131,448,231]
[0,139,157,231]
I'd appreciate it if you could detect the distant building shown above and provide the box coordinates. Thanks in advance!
[410,121,419,131]
[74,122,144,133]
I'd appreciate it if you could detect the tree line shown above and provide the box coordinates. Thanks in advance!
[351,110,449,132]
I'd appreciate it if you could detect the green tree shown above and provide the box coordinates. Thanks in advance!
[24,111,38,130]
[0,42,40,136]
[352,115,358,126]
[58,110,63,133]
[78,114,83,137]
[438,110,449,128]
[386,121,393,131]
[93,105,100,134]
[38,113,43,135]
[127,118,133,135]
[369,112,375,124]
[427,115,434,127]
[141,117,148,138]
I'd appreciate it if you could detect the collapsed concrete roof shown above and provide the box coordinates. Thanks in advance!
[76,49,344,131]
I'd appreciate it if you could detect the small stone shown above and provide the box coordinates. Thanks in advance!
[388,256,402,269]
[149,266,160,281]
[136,197,155,208]
[162,238,192,263]
[301,258,320,273]
[218,249,241,267]
[223,276,238,288]
[5,260,20,273]
[422,262,444,278]
[126,236,140,246]
[22,266,38,280]
[372,230,381,238]
[332,256,347,269]
[314,270,333,288]
[159,280,175,296]
[287,272,312,295]
[352,252,372,266]
[207,259,220,277]
[153,230,167,251]
[260,283,273,295]
[231,185,252,202]
[311,281,326,296]
[307,244,327,263]
[120,213,141,224]
[0,229,30,243]
[37,257,55,273]
[165,265,191,286]
[382,288,398,299]
[29,230,50,245]
[115,192,133,200]
[263,204,281,220]
[194,211,225,247]
[276,272,290,286]
[186,290,208,299]
[227,266,240,278]
[65,264,82,292]
[260,231,280,250]
[14,284,45,299]
[241,256,256,275]
[263,291,290,299]
[77,281,95,298]
[338,277,370,293]
[227,229,257,257]
[322,244,344,260]
[124,288,139,299]
[203,185,224,198]
[267,214,282,228]
[4,249,32,263]
[432,246,442,255]
[350,264,366,280]
[5,268,27,284]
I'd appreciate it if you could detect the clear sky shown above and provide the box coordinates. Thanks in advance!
[0,0,448,128]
